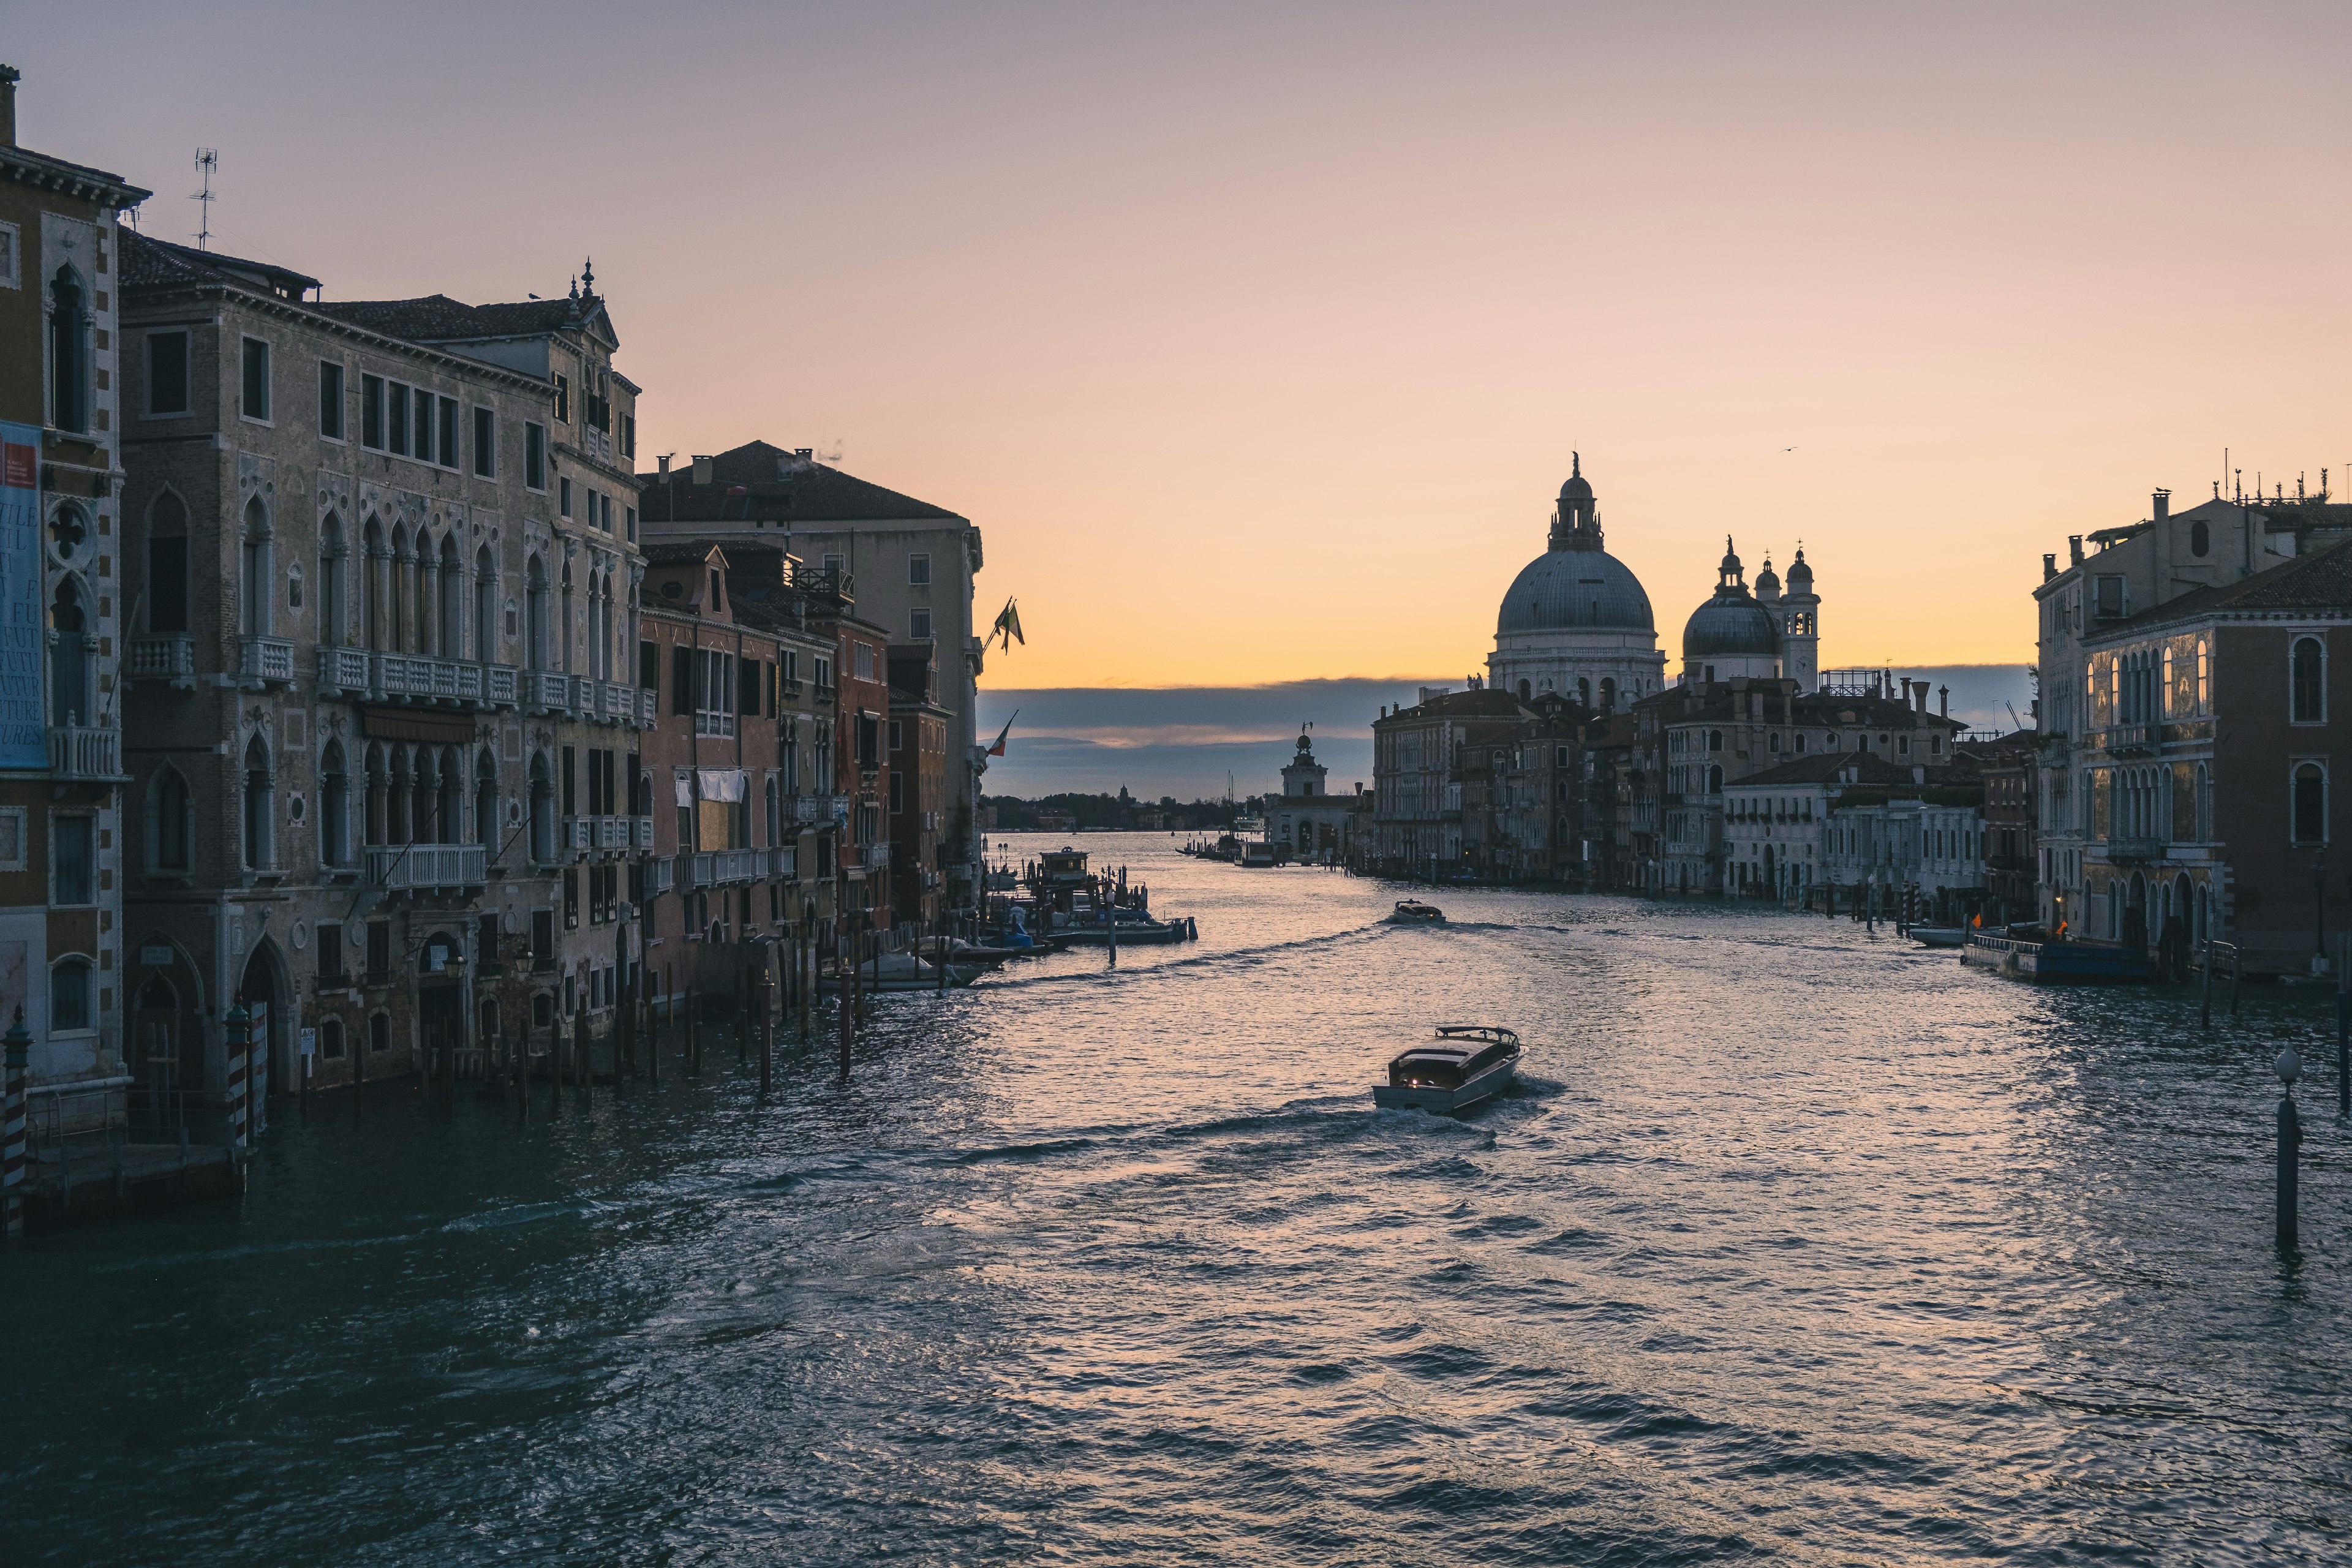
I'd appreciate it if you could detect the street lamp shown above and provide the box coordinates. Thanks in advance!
[2315,851,2329,974]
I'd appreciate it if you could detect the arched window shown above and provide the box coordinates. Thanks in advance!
[1577,677,1591,707]
[1706,729,1722,753]
[766,775,781,845]
[439,532,463,657]
[389,524,411,652]
[2190,519,2210,557]
[362,743,389,848]
[318,513,346,647]
[529,753,555,862]
[560,560,575,672]
[438,746,463,844]
[49,265,91,432]
[363,516,389,650]
[240,496,272,637]
[369,1011,391,1054]
[1706,764,1723,795]
[320,742,350,867]
[2196,639,2210,712]
[2293,762,2326,846]
[2195,762,2211,843]
[474,546,497,663]
[243,735,275,868]
[1599,677,1616,712]
[151,766,193,872]
[2291,636,2324,723]
[51,956,92,1033]
[50,577,92,725]
[526,554,549,671]
[475,749,498,849]
[1516,678,1531,701]
[320,1017,345,1060]
[148,491,190,634]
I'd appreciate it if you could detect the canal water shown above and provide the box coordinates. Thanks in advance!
[6,832,2348,1566]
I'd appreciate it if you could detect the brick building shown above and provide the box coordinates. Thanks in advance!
[0,67,149,1122]
[115,228,646,1102]
[887,644,951,927]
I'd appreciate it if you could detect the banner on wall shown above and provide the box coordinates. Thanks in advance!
[0,423,42,769]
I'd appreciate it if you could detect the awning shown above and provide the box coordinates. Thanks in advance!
[360,706,478,745]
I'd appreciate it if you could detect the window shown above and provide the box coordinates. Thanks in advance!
[317,922,345,982]
[320,1017,345,1058]
[243,736,275,869]
[625,505,636,544]
[413,387,435,464]
[318,361,345,439]
[369,1012,391,1054]
[560,477,573,518]
[367,922,391,981]
[241,336,271,421]
[2292,636,2324,724]
[51,958,91,1034]
[889,771,905,813]
[856,712,880,767]
[910,607,932,640]
[908,552,930,586]
[148,331,191,416]
[889,719,903,752]
[639,639,658,690]
[621,413,636,458]
[361,375,385,448]
[388,379,410,454]
[50,576,92,725]
[472,406,496,477]
[525,423,547,490]
[437,396,459,469]
[814,655,832,691]
[2190,519,2210,557]
[0,220,16,288]
[2093,575,2126,619]
[854,643,875,682]
[2294,762,2328,845]
[49,266,91,432]
[53,815,94,904]
[152,767,192,871]
[554,372,570,424]
[148,491,189,633]
[737,657,761,716]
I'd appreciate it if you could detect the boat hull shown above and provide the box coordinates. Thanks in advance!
[1962,936,2155,984]
[1373,1057,1517,1114]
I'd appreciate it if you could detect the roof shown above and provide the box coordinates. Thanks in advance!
[118,228,318,297]
[643,540,724,567]
[1374,687,1530,726]
[316,293,605,343]
[0,140,148,208]
[2100,533,2352,636]
[1725,752,1917,789]
[638,441,965,526]
[1497,544,1655,634]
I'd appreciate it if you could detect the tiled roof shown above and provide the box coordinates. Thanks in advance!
[315,294,592,341]
[643,540,722,567]
[0,142,148,206]
[638,440,964,524]
[1378,688,1528,724]
[118,228,318,295]
[2102,533,2352,634]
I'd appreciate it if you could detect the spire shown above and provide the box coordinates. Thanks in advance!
[581,255,595,295]
[1550,456,1600,549]
[1717,536,1745,592]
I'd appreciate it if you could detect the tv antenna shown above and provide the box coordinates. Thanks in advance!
[192,148,218,251]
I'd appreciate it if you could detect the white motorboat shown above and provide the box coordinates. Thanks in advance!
[1371,1026,1521,1114]
[1385,900,1445,924]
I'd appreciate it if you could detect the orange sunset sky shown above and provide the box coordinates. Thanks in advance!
[17,1,2351,688]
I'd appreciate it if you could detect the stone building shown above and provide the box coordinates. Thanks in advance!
[2037,487,2352,975]
[639,441,984,911]
[1267,727,1363,864]
[634,541,835,1008]
[115,229,647,1102]
[1959,731,2037,924]
[887,643,952,927]
[1367,687,1531,878]
[0,67,149,1121]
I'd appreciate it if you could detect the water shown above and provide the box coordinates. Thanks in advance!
[7,832,2348,1565]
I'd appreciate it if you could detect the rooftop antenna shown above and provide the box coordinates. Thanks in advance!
[191,148,218,250]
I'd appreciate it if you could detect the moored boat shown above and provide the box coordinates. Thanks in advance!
[1372,1025,1521,1114]
[1962,928,2156,984]
[1908,925,1966,949]
[1385,900,1445,924]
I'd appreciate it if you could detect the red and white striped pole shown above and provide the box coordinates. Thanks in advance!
[247,1001,268,1139]
[3,1006,29,1237]
[225,995,251,1157]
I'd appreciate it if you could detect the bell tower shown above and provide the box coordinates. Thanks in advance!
[1781,546,1820,693]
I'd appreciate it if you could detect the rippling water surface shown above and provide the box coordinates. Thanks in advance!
[7,833,2350,1565]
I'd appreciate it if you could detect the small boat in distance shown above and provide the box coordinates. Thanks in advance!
[1373,1025,1522,1114]
[1385,900,1446,924]
[1908,925,1967,949]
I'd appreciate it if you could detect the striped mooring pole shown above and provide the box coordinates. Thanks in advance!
[3,1006,29,1236]
[225,995,251,1157]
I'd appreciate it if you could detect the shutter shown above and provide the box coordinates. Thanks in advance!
[673,645,693,714]
[639,639,658,691]
[738,657,758,715]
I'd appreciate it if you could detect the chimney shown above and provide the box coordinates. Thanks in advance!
[0,65,17,149]
[1899,677,1913,707]
[657,453,671,478]
[1938,685,1948,718]
[1915,684,1928,714]
[2153,488,2169,524]
[2068,535,2084,566]
[796,447,813,462]
[692,454,713,486]
[2043,552,2057,581]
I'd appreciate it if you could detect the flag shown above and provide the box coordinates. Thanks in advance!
[990,597,1023,652]
[986,710,1019,757]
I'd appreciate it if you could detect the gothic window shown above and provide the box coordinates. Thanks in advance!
[2293,762,2326,846]
[151,766,193,872]
[148,491,190,634]
[243,735,275,869]
[240,496,273,637]
[526,554,549,670]
[475,749,497,850]
[363,516,389,650]
[2291,636,2324,724]
[318,514,345,646]
[50,577,92,726]
[320,743,350,867]
[51,956,92,1033]
[49,265,91,432]
[475,546,497,662]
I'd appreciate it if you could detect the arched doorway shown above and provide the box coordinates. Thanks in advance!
[2123,872,2149,952]
[239,941,288,1102]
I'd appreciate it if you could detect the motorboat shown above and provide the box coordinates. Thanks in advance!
[1385,900,1445,924]
[1058,915,1196,945]
[1372,1025,1522,1114]
[1908,925,1967,949]
[820,952,982,993]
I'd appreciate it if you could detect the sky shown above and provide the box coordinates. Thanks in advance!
[12,1,2351,698]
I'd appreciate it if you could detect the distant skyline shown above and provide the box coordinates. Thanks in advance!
[15,2,2351,687]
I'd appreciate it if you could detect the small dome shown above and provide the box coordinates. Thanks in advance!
[1718,536,1743,577]
[1498,548,1655,634]
[1560,450,1593,502]
[1683,592,1781,660]
[1754,556,1781,595]
[1785,547,1813,586]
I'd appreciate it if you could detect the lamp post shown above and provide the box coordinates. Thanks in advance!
[2276,1046,2304,1249]
[2314,851,2329,975]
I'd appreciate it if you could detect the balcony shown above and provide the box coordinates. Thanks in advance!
[767,845,797,878]
[637,688,658,726]
[367,843,487,889]
[527,670,573,715]
[2106,836,2165,864]
[47,723,121,782]
[630,815,655,850]
[127,635,195,688]
[560,816,594,854]
[318,646,370,693]
[862,841,891,870]
[239,636,295,687]
[595,815,631,851]
[649,856,675,895]
[2104,723,2156,756]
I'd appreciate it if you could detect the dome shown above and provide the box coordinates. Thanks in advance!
[1498,547,1656,634]
[1683,593,1781,658]
[1785,546,1813,586]
[1753,557,1781,596]
[1559,450,1593,503]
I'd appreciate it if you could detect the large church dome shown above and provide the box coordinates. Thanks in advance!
[1498,549,1656,633]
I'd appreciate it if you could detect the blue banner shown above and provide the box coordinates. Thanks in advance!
[0,421,45,769]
